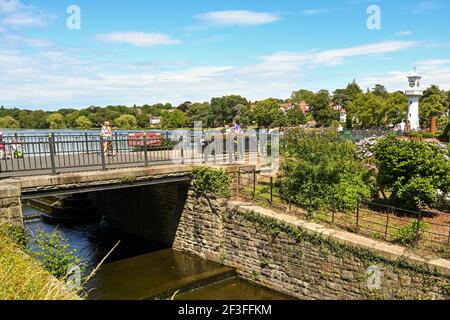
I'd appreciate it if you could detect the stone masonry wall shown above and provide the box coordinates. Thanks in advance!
[173,193,450,300]
[0,184,23,226]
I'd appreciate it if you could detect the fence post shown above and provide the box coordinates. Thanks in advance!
[48,133,57,175]
[143,135,149,167]
[212,136,216,164]
[384,209,391,240]
[99,137,106,171]
[180,136,184,164]
[84,132,89,154]
[331,195,335,224]
[237,169,241,197]
[356,201,360,230]
[114,132,119,155]
[253,169,256,200]
[270,176,273,206]
[416,211,422,241]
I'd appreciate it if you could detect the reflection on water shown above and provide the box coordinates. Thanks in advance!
[23,205,294,300]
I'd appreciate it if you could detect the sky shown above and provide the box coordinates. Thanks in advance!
[0,0,449,110]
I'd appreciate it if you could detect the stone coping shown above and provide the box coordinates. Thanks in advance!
[227,201,450,277]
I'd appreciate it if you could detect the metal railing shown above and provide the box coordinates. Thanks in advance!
[237,169,450,254]
[0,132,266,177]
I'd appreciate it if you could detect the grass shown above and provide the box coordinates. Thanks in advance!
[0,225,79,300]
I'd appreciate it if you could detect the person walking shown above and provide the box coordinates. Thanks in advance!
[100,121,115,156]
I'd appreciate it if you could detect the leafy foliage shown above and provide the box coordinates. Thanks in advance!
[160,109,187,129]
[393,220,430,246]
[192,167,230,197]
[373,134,450,209]
[114,114,138,130]
[279,128,371,212]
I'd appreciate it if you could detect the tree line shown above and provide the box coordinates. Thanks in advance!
[1,81,449,130]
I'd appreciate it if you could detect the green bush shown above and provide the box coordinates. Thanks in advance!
[192,167,231,197]
[373,134,450,210]
[31,227,85,279]
[393,220,430,246]
[279,128,371,212]
[408,132,422,139]
[421,132,434,139]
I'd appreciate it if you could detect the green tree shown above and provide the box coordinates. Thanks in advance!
[372,84,388,98]
[233,104,253,128]
[75,116,92,129]
[373,134,450,209]
[65,111,80,128]
[347,93,386,127]
[136,114,150,128]
[310,90,335,126]
[114,114,138,130]
[160,110,187,129]
[285,107,306,126]
[253,98,284,128]
[210,95,248,126]
[279,128,371,212]
[385,91,408,125]
[0,116,20,129]
[420,94,445,127]
[290,89,315,104]
[332,80,363,107]
[46,113,66,129]
[186,102,212,127]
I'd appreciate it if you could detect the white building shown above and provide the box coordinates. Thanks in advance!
[405,70,423,131]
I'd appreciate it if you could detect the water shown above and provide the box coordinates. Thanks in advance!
[23,205,293,300]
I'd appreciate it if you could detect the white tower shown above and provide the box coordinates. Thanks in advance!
[405,69,423,131]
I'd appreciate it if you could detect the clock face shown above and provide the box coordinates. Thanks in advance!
[409,80,415,88]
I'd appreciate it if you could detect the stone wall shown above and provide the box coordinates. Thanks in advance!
[0,184,23,226]
[173,193,450,300]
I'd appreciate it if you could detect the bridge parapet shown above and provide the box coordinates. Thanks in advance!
[0,184,22,226]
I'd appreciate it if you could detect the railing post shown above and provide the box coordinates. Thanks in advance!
[237,169,240,197]
[331,195,335,224]
[114,132,119,155]
[212,135,216,164]
[270,176,273,206]
[180,136,184,164]
[48,133,57,175]
[253,169,256,200]
[356,202,360,230]
[84,132,89,154]
[143,135,149,167]
[385,209,391,240]
[100,137,106,170]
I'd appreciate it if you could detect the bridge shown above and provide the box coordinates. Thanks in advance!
[0,132,262,227]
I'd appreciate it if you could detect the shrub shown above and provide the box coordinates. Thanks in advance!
[31,227,85,279]
[192,167,230,197]
[393,220,430,246]
[373,134,450,210]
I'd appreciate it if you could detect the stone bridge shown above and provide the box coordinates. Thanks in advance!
[0,163,252,226]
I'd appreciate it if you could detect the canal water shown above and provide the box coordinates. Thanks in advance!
[23,205,292,300]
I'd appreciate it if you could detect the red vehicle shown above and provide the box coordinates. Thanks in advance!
[128,132,163,149]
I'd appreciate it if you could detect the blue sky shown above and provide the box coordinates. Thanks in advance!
[0,0,449,110]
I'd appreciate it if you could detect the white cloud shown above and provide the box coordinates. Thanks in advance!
[414,0,441,13]
[302,9,328,16]
[0,0,54,27]
[262,41,419,66]
[95,32,180,47]
[196,10,280,26]
[395,31,413,37]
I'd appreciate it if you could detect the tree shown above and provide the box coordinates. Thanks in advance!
[332,80,363,107]
[136,114,150,128]
[114,114,138,130]
[285,107,306,126]
[347,93,386,128]
[65,111,80,128]
[420,94,445,128]
[186,102,212,127]
[279,128,371,212]
[160,110,187,129]
[253,98,284,128]
[0,116,20,129]
[291,89,315,104]
[75,116,92,129]
[373,134,450,209]
[46,113,66,129]
[384,91,408,126]
[372,84,388,98]
[310,90,335,126]
[210,95,248,126]
[233,104,253,128]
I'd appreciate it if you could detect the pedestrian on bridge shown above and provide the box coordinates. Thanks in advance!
[100,121,115,156]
